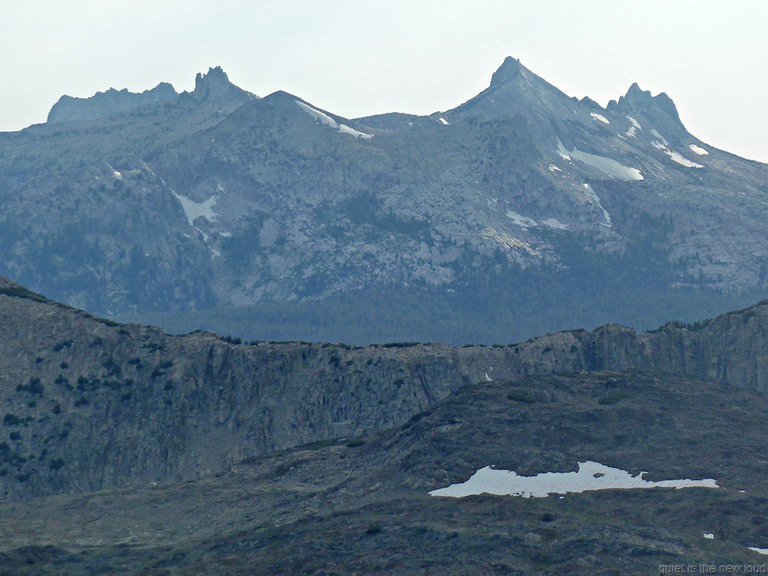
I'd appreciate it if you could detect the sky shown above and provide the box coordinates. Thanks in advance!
[2,0,767,163]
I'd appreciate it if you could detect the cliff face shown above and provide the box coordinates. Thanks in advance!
[501,308,768,392]
[1,277,768,501]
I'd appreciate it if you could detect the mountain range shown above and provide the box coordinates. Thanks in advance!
[2,58,767,343]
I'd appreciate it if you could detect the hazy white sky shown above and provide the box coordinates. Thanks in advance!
[2,0,767,162]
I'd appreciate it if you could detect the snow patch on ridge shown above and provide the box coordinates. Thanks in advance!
[625,117,641,138]
[652,141,704,168]
[429,461,719,498]
[541,217,568,230]
[573,148,644,181]
[172,192,218,227]
[590,112,610,125]
[626,116,642,130]
[689,144,709,156]
[557,140,642,181]
[506,210,538,229]
[295,100,373,139]
[571,149,644,181]
[556,140,571,161]
[651,129,668,145]
[583,183,612,227]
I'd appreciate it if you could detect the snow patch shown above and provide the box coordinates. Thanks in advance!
[667,150,703,168]
[626,116,642,130]
[689,144,709,156]
[338,124,372,139]
[583,183,612,227]
[558,139,642,180]
[548,164,562,173]
[590,112,610,125]
[624,117,641,137]
[484,372,493,382]
[540,217,568,230]
[113,170,123,181]
[195,227,210,243]
[749,547,768,555]
[429,461,719,498]
[438,116,450,125]
[506,210,538,229]
[703,533,715,540]
[172,192,218,227]
[651,129,668,145]
[570,148,644,181]
[295,100,373,139]
[652,141,704,168]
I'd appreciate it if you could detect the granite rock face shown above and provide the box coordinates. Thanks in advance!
[2,278,768,502]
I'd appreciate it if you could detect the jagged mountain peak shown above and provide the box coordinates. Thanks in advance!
[608,82,682,129]
[489,56,528,86]
[46,68,256,124]
[193,66,240,97]
[189,66,257,109]
[194,66,230,89]
[446,56,577,127]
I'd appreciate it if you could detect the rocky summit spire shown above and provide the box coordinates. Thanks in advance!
[190,66,257,111]
[445,56,580,133]
[194,66,231,95]
[608,82,682,128]
[489,56,527,87]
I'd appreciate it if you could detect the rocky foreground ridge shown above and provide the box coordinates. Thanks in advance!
[2,275,768,502]
[4,370,768,574]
